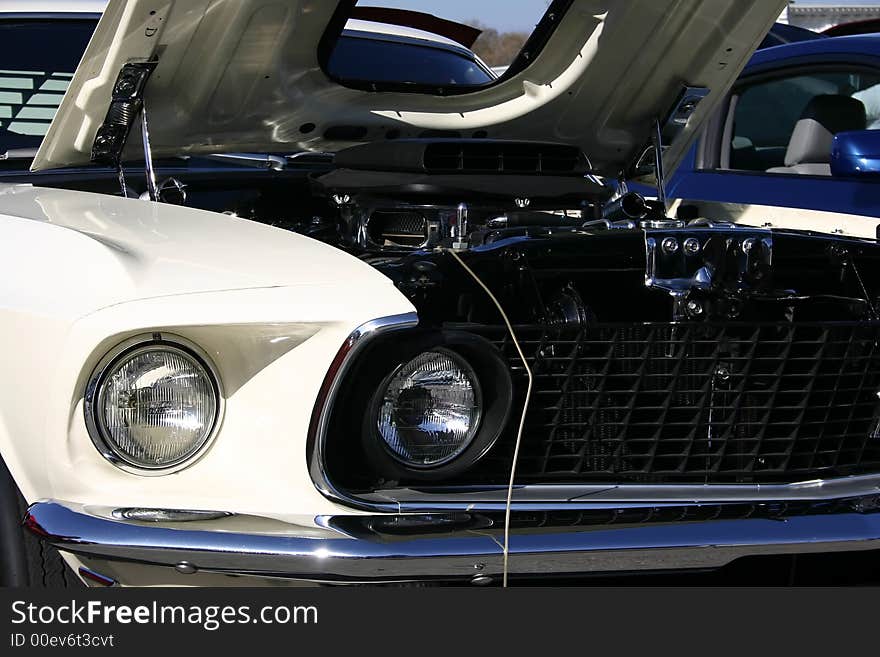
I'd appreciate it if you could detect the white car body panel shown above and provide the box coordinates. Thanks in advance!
[0,183,403,313]
[0,183,414,518]
[33,0,786,177]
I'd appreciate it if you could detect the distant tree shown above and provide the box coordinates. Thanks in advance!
[468,3,555,68]
[469,20,530,68]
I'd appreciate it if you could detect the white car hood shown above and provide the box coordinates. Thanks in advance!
[0,182,407,317]
[32,0,786,177]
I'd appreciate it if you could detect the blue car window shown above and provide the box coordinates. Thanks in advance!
[327,34,494,87]
[0,20,96,155]
[729,69,880,173]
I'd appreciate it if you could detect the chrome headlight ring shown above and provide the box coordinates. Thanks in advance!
[359,331,514,482]
[84,333,224,476]
[375,347,484,469]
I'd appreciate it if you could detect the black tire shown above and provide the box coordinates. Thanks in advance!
[0,455,80,588]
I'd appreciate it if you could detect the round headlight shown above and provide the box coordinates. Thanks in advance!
[88,339,220,472]
[376,349,482,468]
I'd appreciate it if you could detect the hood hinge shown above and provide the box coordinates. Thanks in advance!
[90,61,158,196]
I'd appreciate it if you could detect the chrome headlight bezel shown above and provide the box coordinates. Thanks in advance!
[84,333,224,476]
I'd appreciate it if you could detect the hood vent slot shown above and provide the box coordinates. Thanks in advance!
[423,142,587,175]
[332,140,590,177]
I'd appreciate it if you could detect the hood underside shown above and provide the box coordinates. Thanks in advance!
[32,0,786,177]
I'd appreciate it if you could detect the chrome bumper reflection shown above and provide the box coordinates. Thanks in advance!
[26,499,880,585]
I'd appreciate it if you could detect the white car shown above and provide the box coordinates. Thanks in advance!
[7,0,878,588]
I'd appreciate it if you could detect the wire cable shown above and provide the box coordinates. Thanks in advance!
[447,248,533,588]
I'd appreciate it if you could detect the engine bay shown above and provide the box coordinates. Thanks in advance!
[298,140,880,329]
[24,139,880,325]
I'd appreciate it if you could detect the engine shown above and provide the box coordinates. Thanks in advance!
[294,140,880,328]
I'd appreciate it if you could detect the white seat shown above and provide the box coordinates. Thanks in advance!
[767,94,866,176]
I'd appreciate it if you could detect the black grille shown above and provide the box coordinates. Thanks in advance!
[367,211,427,247]
[466,322,880,484]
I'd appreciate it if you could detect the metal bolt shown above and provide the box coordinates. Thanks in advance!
[661,237,680,255]
[683,238,701,256]
[686,300,703,317]
[515,198,531,208]
[715,365,731,381]
[742,238,757,254]
[115,81,135,96]
[175,561,197,575]
[471,575,494,586]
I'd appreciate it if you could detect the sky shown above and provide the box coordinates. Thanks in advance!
[361,0,550,33]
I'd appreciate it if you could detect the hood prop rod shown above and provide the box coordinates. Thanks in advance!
[652,86,709,217]
[140,103,158,202]
[652,119,668,213]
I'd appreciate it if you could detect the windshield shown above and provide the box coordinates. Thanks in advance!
[329,32,494,86]
[323,0,563,92]
[0,19,96,158]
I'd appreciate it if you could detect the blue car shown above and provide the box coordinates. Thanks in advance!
[668,32,880,226]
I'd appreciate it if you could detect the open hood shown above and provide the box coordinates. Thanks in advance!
[32,0,786,177]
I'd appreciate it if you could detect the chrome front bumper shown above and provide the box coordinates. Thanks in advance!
[25,497,880,586]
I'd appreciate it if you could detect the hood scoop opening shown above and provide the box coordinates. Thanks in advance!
[316,139,610,208]
[422,141,588,176]
[333,140,591,176]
